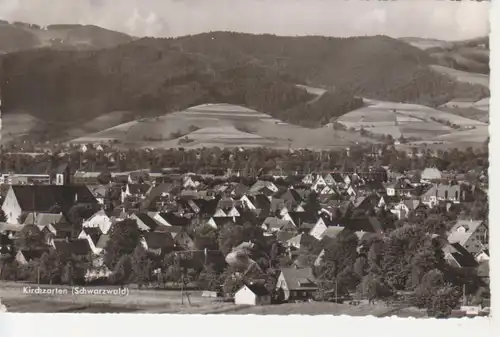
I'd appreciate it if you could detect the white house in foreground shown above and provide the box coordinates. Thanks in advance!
[234,283,271,306]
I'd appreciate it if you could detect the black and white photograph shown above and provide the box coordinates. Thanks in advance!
[0,0,492,320]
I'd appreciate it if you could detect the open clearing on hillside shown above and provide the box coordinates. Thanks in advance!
[430,65,489,88]
[70,103,373,150]
[0,113,41,144]
[337,100,485,139]
[400,37,452,50]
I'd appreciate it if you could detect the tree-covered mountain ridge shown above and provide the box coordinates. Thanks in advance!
[0,31,489,128]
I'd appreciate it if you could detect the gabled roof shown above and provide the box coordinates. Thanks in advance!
[23,213,68,227]
[157,212,189,227]
[54,239,91,256]
[17,249,47,261]
[443,242,478,268]
[81,227,103,245]
[343,216,384,233]
[142,232,175,250]
[243,282,270,297]
[276,231,297,243]
[288,233,318,247]
[134,213,159,231]
[320,226,345,239]
[279,267,317,291]
[10,185,97,214]
[127,183,151,195]
[95,234,109,249]
[263,217,294,230]
[447,220,486,247]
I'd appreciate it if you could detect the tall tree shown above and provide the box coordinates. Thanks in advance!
[130,245,153,288]
[104,219,142,269]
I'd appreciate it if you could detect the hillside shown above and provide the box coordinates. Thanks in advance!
[69,103,375,150]
[0,32,489,133]
[401,36,489,75]
[0,20,134,53]
[336,100,487,141]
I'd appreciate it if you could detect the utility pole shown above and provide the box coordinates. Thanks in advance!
[335,279,338,303]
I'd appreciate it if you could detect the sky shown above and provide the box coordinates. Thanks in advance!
[0,0,491,41]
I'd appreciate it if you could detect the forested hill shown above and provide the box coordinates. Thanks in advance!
[0,32,489,126]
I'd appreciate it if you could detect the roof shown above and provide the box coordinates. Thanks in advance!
[320,226,345,239]
[127,183,151,195]
[243,282,270,296]
[23,213,68,227]
[134,213,159,231]
[142,232,175,250]
[95,234,109,249]
[54,239,92,256]
[157,212,189,227]
[288,233,318,247]
[263,217,294,230]
[10,185,97,214]
[17,249,47,261]
[0,222,25,233]
[443,243,478,268]
[279,267,317,291]
[448,220,485,246]
[421,168,442,180]
[344,216,385,233]
[276,231,297,243]
[81,227,103,245]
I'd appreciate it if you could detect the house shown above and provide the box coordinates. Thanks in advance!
[385,179,415,197]
[155,225,195,249]
[23,212,69,228]
[121,183,150,203]
[323,174,335,186]
[301,174,315,185]
[308,218,328,240]
[311,176,327,193]
[87,185,107,204]
[238,195,256,210]
[275,267,318,302]
[77,228,104,255]
[447,220,488,255]
[153,212,189,227]
[140,232,175,255]
[15,249,46,265]
[261,217,296,234]
[82,209,113,234]
[234,282,271,305]
[421,168,443,181]
[442,243,478,269]
[1,185,98,224]
[53,239,92,257]
[420,184,462,207]
[0,222,24,254]
[390,199,422,219]
[130,213,160,231]
[249,180,278,194]
[343,216,386,234]
[287,233,318,250]
[319,226,345,240]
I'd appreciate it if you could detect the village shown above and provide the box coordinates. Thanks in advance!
[0,144,490,317]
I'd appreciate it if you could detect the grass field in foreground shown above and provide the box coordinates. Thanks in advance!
[0,281,426,316]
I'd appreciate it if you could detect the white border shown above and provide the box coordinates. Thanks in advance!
[0,1,498,336]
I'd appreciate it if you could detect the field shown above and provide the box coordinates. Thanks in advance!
[69,103,375,150]
[0,281,426,316]
[336,100,486,140]
[0,113,41,145]
[430,65,489,88]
